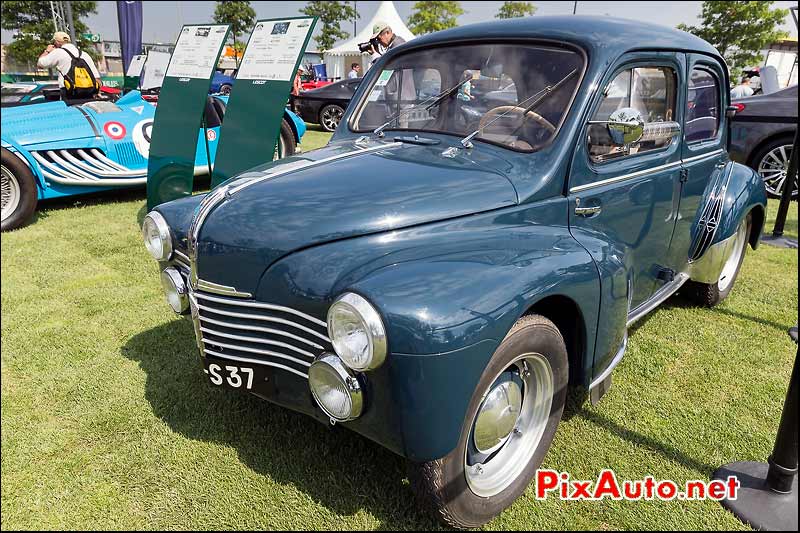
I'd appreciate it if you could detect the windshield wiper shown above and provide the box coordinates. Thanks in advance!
[459,68,579,149]
[373,76,470,138]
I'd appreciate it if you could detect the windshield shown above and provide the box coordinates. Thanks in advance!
[351,43,584,151]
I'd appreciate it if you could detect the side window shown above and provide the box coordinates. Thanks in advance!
[686,67,720,142]
[588,66,677,162]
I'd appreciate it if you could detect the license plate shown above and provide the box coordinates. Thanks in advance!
[203,358,263,391]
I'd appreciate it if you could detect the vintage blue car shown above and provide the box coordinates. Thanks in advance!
[143,16,767,527]
[1,90,306,231]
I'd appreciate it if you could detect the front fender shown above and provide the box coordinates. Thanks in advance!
[259,198,600,461]
[1,137,46,192]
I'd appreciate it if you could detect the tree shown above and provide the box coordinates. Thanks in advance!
[407,1,465,35]
[677,1,789,79]
[1,1,98,70]
[300,1,358,56]
[213,0,256,68]
[496,1,537,19]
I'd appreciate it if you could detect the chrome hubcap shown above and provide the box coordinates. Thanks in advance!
[272,135,286,161]
[1,164,21,222]
[322,106,343,131]
[718,219,747,292]
[758,144,797,197]
[465,353,553,498]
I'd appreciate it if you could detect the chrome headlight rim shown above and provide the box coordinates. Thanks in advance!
[142,211,173,261]
[160,266,189,314]
[326,292,387,372]
[309,353,364,422]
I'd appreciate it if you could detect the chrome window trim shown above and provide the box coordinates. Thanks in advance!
[569,149,726,193]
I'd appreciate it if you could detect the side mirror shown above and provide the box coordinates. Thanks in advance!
[607,107,645,145]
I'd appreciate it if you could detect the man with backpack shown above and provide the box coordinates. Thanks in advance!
[37,31,102,102]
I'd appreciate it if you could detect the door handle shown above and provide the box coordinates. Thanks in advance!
[575,205,602,217]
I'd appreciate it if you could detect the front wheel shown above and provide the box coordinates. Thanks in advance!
[753,137,796,198]
[684,216,750,307]
[409,314,568,528]
[2,147,38,232]
[319,104,344,132]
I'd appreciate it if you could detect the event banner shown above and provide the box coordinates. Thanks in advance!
[146,24,229,209]
[211,17,316,186]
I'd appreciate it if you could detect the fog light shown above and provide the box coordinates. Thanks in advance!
[160,267,189,314]
[309,353,363,422]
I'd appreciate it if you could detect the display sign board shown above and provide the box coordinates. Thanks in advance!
[126,54,146,77]
[146,24,230,209]
[140,50,169,89]
[211,17,316,187]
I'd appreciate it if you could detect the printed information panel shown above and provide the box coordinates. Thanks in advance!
[237,18,315,81]
[166,24,229,79]
[211,17,315,187]
[146,24,229,209]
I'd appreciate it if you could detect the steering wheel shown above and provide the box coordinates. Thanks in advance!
[478,105,557,135]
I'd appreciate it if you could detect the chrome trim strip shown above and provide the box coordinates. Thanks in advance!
[570,149,726,194]
[682,149,724,165]
[90,149,129,171]
[196,279,253,299]
[201,338,312,367]
[199,315,325,349]
[174,249,190,264]
[204,347,309,379]
[570,160,682,193]
[195,292,327,327]
[196,303,331,342]
[200,326,316,358]
[626,273,689,327]
[589,334,627,390]
[188,143,403,287]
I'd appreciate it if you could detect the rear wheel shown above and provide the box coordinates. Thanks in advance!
[1,147,38,232]
[409,314,568,528]
[684,216,750,307]
[319,104,344,132]
[753,137,796,198]
[273,119,296,161]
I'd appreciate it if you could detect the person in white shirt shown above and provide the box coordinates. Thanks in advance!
[37,31,101,100]
[730,76,754,99]
[348,63,361,79]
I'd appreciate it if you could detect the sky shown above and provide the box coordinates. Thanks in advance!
[1,1,798,46]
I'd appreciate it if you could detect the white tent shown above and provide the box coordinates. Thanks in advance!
[324,1,415,81]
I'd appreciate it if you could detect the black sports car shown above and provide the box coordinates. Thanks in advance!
[292,78,360,132]
[729,85,797,198]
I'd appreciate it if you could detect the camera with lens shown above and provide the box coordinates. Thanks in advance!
[357,37,380,54]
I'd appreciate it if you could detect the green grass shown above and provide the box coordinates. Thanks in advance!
[2,135,798,529]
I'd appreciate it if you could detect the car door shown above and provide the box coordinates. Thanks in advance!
[667,54,728,269]
[567,52,685,371]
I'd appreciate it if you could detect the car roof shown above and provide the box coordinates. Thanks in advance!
[405,15,721,61]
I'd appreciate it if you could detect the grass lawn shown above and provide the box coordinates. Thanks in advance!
[2,129,798,529]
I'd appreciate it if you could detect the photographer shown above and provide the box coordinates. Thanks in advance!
[362,22,405,66]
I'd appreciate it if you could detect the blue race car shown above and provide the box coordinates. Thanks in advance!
[210,68,236,95]
[1,81,60,107]
[1,90,306,231]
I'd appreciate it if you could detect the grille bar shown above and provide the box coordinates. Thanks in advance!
[191,289,332,381]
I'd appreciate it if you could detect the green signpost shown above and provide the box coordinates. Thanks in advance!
[146,24,230,209]
[211,17,316,187]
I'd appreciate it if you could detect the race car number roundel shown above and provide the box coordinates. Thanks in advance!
[132,119,154,158]
[103,121,127,140]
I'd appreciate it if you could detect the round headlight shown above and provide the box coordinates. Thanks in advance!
[160,267,189,314]
[327,292,387,371]
[142,211,173,261]
[309,353,363,422]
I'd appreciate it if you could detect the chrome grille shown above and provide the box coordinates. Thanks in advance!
[190,291,332,379]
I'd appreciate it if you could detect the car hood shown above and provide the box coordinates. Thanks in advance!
[0,101,96,146]
[194,139,519,293]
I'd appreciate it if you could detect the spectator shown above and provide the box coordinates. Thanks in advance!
[37,31,101,101]
[368,21,406,65]
[730,76,754,99]
[348,63,361,79]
